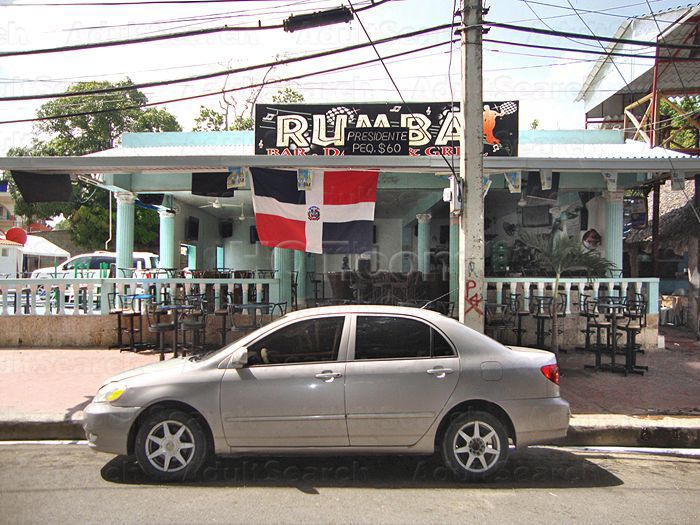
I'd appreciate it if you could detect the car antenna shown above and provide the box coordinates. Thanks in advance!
[420,288,459,310]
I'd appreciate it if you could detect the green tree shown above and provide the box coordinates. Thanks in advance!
[521,232,614,355]
[6,78,181,251]
[193,87,304,132]
[659,95,700,150]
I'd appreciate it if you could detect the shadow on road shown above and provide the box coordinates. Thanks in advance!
[101,447,623,490]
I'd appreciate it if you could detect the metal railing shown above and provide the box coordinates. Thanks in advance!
[0,276,280,316]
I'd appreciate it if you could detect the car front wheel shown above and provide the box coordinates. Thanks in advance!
[441,410,509,481]
[134,408,209,482]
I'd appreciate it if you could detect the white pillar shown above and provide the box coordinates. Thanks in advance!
[115,192,136,277]
[604,191,624,273]
[158,210,177,269]
[416,213,432,275]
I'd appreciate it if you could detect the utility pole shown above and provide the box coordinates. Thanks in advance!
[458,0,485,332]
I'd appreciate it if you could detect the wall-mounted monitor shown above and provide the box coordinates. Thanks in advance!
[250,225,259,244]
[185,216,199,241]
[191,172,235,198]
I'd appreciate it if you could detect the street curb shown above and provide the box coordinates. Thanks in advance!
[1,419,699,447]
[0,420,84,441]
[564,425,700,448]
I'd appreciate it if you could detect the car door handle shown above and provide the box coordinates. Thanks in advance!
[427,367,454,378]
[315,371,342,382]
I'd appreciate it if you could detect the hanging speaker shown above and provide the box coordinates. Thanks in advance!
[191,172,235,197]
[137,193,165,206]
[219,220,234,238]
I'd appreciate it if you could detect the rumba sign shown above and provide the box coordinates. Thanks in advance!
[254,102,518,157]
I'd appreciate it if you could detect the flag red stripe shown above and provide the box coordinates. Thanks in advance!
[255,213,306,251]
[323,170,379,205]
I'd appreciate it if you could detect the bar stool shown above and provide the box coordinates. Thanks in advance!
[180,294,207,356]
[509,293,529,346]
[145,302,175,361]
[578,294,596,352]
[617,299,648,375]
[108,292,131,350]
[215,292,233,348]
[530,295,553,349]
[583,300,612,371]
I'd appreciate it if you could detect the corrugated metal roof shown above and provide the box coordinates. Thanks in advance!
[0,238,22,247]
[518,139,691,159]
[89,144,255,157]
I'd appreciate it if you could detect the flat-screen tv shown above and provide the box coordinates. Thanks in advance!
[249,225,259,244]
[185,216,199,241]
[521,205,552,227]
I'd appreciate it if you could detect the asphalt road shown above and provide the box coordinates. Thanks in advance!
[1,443,699,524]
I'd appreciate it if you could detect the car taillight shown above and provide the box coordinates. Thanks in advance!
[541,364,560,385]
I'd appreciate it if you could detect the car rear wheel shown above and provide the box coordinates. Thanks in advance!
[134,408,209,482]
[441,410,508,481]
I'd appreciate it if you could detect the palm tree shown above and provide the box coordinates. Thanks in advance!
[520,232,615,355]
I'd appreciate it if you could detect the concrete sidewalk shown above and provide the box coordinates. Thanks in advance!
[1,332,699,447]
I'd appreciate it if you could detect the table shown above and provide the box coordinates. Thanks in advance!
[229,302,273,330]
[597,301,627,375]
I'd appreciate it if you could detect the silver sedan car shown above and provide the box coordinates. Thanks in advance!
[84,305,570,482]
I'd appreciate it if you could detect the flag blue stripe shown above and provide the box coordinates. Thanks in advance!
[322,221,373,254]
[250,167,306,205]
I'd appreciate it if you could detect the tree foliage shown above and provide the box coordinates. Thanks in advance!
[5,78,181,251]
[659,95,700,150]
[193,87,304,132]
[520,232,615,354]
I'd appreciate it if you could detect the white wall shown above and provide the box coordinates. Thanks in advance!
[0,245,20,276]
[223,217,274,271]
[174,202,222,270]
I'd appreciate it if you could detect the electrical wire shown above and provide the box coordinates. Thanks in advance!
[0,0,391,58]
[0,22,452,103]
[347,0,456,177]
[0,37,456,125]
[484,20,700,52]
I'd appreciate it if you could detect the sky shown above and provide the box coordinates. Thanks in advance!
[0,0,694,155]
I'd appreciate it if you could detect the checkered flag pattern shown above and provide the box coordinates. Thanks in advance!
[496,101,518,115]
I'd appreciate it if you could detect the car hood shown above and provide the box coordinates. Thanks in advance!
[105,357,194,384]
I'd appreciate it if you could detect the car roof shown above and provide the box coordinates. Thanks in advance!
[282,304,456,323]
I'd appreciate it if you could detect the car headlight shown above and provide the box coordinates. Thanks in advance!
[93,382,128,403]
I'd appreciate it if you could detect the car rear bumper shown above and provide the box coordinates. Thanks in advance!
[83,402,141,456]
[501,397,571,447]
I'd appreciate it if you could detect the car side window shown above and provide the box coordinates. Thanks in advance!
[247,316,345,365]
[64,257,89,270]
[355,316,455,360]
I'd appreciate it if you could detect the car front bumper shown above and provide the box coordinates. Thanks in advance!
[83,402,142,456]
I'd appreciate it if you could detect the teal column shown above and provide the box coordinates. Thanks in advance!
[604,191,624,273]
[416,213,432,274]
[115,192,135,276]
[294,250,307,308]
[449,216,459,305]
[274,247,293,306]
[158,210,177,269]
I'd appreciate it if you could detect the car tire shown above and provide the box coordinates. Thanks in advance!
[134,408,209,482]
[440,410,509,481]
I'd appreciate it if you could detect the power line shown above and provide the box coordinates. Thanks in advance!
[0,21,450,103]
[0,37,456,125]
[347,0,456,177]
[485,20,700,52]
[0,0,391,58]
[0,0,310,6]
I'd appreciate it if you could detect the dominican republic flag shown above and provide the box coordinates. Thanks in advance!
[250,167,379,254]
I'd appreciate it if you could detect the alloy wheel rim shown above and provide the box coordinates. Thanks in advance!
[452,420,501,473]
[144,420,196,472]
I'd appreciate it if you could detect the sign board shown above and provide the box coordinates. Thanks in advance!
[254,101,518,157]
[344,127,409,156]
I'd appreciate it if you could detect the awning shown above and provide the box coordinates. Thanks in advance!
[21,235,70,258]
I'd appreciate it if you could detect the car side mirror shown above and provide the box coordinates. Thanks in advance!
[228,346,249,368]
